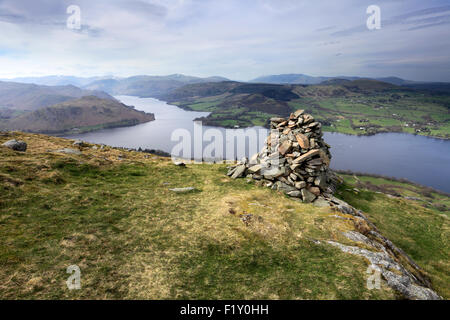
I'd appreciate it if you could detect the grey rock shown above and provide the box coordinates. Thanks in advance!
[301,188,316,203]
[72,140,86,147]
[263,166,285,180]
[227,166,237,176]
[314,173,327,190]
[327,240,441,300]
[287,190,302,198]
[294,181,306,189]
[231,164,246,179]
[313,197,330,208]
[249,153,259,165]
[169,187,196,193]
[54,148,82,155]
[247,164,262,174]
[278,182,297,193]
[2,139,27,152]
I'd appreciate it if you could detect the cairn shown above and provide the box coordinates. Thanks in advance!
[227,109,340,203]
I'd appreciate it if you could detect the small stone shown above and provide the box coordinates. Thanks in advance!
[231,164,246,179]
[248,164,262,174]
[240,157,248,165]
[307,122,319,128]
[293,149,320,164]
[313,197,330,208]
[308,186,321,196]
[314,173,327,190]
[301,188,317,203]
[295,134,310,149]
[249,153,259,165]
[227,166,237,176]
[292,109,304,118]
[72,140,86,147]
[270,117,286,123]
[278,182,297,193]
[295,181,306,189]
[263,167,286,180]
[278,140,292,155]
[287,190,302,198]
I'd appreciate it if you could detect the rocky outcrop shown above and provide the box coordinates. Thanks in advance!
[227,110,341,203]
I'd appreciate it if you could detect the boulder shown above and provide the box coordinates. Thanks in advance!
[2,139,27,152]
[73,140,86,147]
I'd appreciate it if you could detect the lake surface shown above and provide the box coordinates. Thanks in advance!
[65,95,450,193]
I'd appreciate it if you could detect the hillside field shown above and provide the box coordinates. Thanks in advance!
[0,132,448,299]
[165,81,450,139]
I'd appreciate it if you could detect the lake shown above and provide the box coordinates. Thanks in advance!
[65,95,450,193]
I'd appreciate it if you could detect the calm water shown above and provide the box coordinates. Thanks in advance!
[65,95,450,193]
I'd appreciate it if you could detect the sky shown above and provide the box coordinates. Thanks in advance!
[0,0,449,82]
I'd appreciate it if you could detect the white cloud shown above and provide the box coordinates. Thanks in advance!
[0,0,449,81]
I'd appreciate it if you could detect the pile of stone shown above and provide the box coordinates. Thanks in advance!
[227,109,340,203]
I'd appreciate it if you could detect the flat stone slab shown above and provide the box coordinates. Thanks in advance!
[54,148,82,155]
[293,149,320,164]
[169,187,196,193]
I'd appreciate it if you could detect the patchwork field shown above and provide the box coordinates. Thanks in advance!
[164,81,450,139]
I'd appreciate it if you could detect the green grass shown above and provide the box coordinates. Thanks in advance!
[180,90,450,139]
[294,93,450,138]
[0,132,447,299]
[0,132,402,299]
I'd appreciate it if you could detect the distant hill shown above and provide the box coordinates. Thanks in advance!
[83,74,230,97]
[251,74,416,86]
[1,75,114,87]
[0,81,114,111]
[0,96,154,134]
[252,74,333,85]
[403,82,450,94]
[163,79,397,103]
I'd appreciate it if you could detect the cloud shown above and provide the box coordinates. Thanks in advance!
[0,0,449,82]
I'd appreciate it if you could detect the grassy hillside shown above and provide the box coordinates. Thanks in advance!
[162,80,450,139]
[0,96,154,134]
[0,132,447,299]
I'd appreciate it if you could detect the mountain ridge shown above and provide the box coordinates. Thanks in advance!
[250,74,419,85]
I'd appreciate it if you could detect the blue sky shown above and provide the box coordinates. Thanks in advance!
[0,0,449,81]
